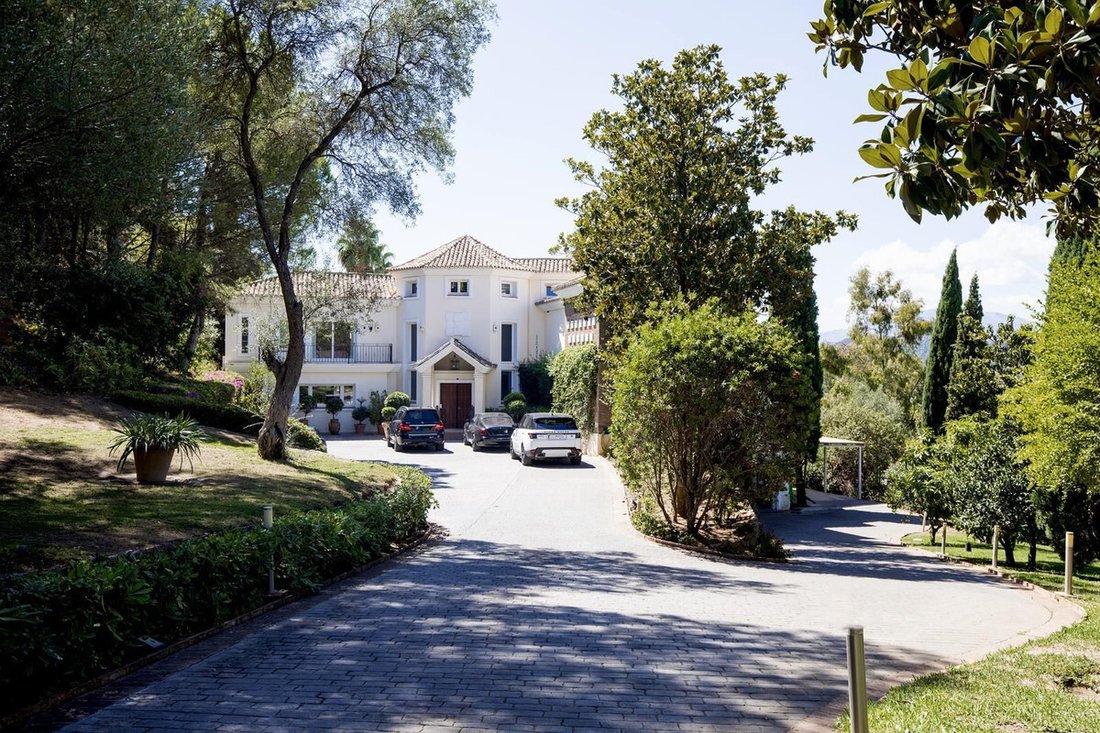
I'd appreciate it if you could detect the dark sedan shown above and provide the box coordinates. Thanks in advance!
[462,412,515,451]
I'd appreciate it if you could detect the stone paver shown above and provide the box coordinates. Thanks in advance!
[49,437,1071,732]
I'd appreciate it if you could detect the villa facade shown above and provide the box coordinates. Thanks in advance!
[223,235,583,431]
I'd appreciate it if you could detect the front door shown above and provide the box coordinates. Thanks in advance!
[439,382,472,429]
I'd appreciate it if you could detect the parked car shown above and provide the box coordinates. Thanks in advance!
[510,412,583,465]
[463,412,515,451]
[388,407,445,452]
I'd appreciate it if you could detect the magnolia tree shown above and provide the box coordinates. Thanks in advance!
[612,300,806,536]
[209,0,493,459]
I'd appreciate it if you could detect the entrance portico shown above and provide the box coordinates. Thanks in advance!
[414,337,496,426]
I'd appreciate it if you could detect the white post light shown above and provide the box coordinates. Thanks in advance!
[991,525,1000,572]
[856,446,863,500]
[1065,531,1075,596]
[263,506,276,595]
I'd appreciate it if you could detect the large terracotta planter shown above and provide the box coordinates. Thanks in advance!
[134,446,176,484]
[354,423,366,435]
[328,418,341,435]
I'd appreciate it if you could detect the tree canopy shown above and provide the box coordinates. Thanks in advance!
[555,45,855,346]
[811,0,1100,236]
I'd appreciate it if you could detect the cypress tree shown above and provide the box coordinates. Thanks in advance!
[921,250,963,432]
[946,274,996,420]
[1050,236,1095,269]
[789,287,823,507]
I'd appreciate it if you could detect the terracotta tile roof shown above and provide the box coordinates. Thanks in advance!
[240,272,398,299]
[390,235,521,271]
[389,234,576,273]
[513,257,575,273]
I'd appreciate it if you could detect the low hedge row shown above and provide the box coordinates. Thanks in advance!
[0,466,433,718]
[112,389,258,434]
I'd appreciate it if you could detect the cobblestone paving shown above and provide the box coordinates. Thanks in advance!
[53,440,1063,732]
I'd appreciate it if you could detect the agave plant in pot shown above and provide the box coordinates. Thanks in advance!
[109,413,205,484]
[324,396,345,435]
[351,400,371,435]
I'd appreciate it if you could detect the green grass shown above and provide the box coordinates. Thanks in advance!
[837,529,1100,732]
[0,424,396,573]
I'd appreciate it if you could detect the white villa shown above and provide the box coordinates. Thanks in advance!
[223,235,591,431]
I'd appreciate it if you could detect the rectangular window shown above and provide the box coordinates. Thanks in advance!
[409,370,418,402]
[500,370,512,402]
[408,322,418,362]
[240,316,250,354]
[314,321,352,360]
[298,385,354,407]
[500,281,516,298]
[405,279,418,298]
[449,279,469,296]
[501,323,515,363]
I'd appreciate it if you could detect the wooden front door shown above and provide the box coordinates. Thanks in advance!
[439,382,472,429]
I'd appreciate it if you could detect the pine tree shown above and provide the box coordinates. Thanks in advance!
[921,250,963,432]
[946,274,996,420]
[789,287,823,507]
[1050,236,1096,269]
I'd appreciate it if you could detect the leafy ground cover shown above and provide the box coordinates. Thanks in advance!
[0,392,394,573]
[838,529,1100,731]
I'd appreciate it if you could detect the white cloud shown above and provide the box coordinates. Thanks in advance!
[851,220,1054,319]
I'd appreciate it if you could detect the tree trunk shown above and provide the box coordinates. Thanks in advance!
[1002,533,1017,567]
[181,310,205,372]
[257,265,304,460]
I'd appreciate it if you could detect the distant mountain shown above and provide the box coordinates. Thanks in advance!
[820,311,1028,347]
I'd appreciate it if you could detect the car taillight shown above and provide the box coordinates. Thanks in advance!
[479,428,488,436]
[529,433,540,439]
[399,423,412,432]
[434,422,445,431]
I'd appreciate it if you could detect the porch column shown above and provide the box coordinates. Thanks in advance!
[473,371,486,415]
[419,371,432,408]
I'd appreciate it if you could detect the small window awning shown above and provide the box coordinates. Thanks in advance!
[819,436,865,447]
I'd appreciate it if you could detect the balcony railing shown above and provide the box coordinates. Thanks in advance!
[276,343,393,364]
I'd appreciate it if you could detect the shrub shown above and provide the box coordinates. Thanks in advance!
[820,377,909,499]
[237,362,275,416]
[504,398,527,422]
[0,467,433,716]
[65,334,144,393]
[324,396,345,417]
[518,354,553,406]
[112,390,258,434]
[286,420,326,452]
[351,405,370,424]
[549,344,598,434]
[381,406,396,422]
[613,300,805,535]
[383,391,410,409]
[297,392,320,416]
[367,390,387,424]
[502,390,526,406]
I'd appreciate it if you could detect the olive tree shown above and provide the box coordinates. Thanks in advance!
[209,0,493,459]
[611,300,806,536]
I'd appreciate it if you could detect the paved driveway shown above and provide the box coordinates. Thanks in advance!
[53,437,1072,732]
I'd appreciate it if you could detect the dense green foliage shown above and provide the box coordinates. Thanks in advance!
[922,251,963,432]
[517,354,554,407]
[549,345,598,435]
[820,378,909,499]
[112,390,258,434]
[337,215,392,273]
[813,0,1100,236]
[383,392,411,410]
[555,45,855,348]
[946,276,998,420]
[286,420,327,452]
[886,430,956,543]
[612,301,806,535]
[107,413,206,472]
[0,467,432,716]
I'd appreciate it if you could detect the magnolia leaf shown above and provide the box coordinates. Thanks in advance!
[1045,7,1064,35]
[858,145,894,169]
[862,0,892,17]
[969,36,993,65]
[886,68,915,90]
[854,113,888,123]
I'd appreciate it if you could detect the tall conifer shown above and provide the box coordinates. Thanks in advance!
[921,250,962,432]
[946,274,995,420]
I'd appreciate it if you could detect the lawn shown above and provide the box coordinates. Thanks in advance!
[838,528,1100,732]
[0,393,396,573]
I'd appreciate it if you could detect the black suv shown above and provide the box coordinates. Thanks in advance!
[388,407,445,452]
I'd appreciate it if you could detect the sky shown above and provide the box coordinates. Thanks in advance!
[326,0,1056,332]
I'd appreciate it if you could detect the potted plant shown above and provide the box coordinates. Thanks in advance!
[324,396,344,435]
[380,406,396,438]
[108,413,205,484]
[368,389,387,434]
[351,401,370,435]
[298,393,319,425]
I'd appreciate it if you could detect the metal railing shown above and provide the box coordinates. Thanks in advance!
[276,343,393,364]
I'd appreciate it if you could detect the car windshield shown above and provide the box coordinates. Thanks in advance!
[404,410,439,424]
[481,415,513,427]
[533,416,577,430]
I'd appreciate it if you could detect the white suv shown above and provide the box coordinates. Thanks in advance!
[510,412,583,465]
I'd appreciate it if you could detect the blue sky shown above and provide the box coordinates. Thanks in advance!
[340,0,1054,331]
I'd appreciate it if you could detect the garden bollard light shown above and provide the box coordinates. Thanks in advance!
[991,525,999,572]
[846,626,869,733]
[1065,532,1075,596]
[263,505,276,595]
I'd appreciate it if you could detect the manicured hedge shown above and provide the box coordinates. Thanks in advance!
[112,389,258,434]
[0,467,433,717]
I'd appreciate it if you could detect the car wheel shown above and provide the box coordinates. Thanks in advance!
[434,442,444,452]
[570,455,582,466]
[509,443,518,460]
[462,432,470,446]
[471,438,481,452]
[394,437,403,452]
[520,447,532,466]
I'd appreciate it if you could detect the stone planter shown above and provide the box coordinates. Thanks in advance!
[354,423,366,435]
[134,446,176,484]
[328,418,341,436]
